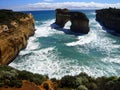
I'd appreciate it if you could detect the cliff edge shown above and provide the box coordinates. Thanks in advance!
[0,10,35,65]
[96,8,120,33]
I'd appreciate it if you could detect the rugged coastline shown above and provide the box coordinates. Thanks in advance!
[0,9,120,90]
[96,8,120,34]
[0,10,35,65]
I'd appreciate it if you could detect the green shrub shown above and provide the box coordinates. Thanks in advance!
[60,75,80,88]
[18,70,34,80]
[77,85,88,90]
[76,77,89,85]
[86,82,97,90]
[78,72,89,78]
[18,70,48,85]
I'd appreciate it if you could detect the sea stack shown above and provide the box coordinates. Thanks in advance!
[55,8,90,34]
[96,8,120,33]
[0,9,35,65]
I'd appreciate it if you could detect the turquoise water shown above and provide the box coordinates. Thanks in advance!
[9,10,120,79]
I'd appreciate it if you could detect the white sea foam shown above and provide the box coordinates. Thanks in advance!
[9,15,120,79]
[64,21,71,29]
[65,30,97,46]
[102,57,120,64]
[90,12,96,15]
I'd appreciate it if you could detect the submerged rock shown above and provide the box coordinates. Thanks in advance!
[96,8,120,33]
[0,9,35,65]
[55,8,89,34]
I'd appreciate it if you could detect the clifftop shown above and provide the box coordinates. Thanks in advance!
[0,9,35,65]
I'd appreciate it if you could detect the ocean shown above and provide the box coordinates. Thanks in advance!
[9,10,120,79]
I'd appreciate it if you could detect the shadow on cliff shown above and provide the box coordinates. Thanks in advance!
[50,23,85,36]
[96,21,120,37]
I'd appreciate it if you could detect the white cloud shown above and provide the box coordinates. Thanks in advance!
[14,2,120,11]
[44,0,54,2]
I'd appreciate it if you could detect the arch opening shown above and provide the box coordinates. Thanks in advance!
[64,20,72,29]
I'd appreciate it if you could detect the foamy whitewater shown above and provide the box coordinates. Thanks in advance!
[9,10,120,79]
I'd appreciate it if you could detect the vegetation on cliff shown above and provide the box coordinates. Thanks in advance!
[0,9,28,26]
[0,65,48,88]
[0,65,120,90]
[96,8,120,33]
[60,73,120,90]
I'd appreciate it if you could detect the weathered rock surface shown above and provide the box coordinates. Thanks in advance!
[0,9,35,65]
[96,8,120,33]
[55,8,89,34]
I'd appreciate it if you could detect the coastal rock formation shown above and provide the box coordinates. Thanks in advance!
[55,8,90,34]
[0,10,35,65]
[96,8,120,33]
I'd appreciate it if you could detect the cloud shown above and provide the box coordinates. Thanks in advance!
[14,2,120,11]
[44,0,54,2]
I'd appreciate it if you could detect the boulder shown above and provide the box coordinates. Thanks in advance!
[55,8,89,34]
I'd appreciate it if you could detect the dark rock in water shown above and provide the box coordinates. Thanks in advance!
[96,8,120,33]
[55,8,90,34]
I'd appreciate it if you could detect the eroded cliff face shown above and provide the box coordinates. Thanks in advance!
[96,8,120,33]
[55,8,90,34]
[0,10,35,65]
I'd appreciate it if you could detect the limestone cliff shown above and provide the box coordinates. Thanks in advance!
[0,10,35,65]
[96,8,120,33]
[55,8,89,34]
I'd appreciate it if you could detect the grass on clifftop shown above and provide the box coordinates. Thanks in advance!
[0,9,28,27]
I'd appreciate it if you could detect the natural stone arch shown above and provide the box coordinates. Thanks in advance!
[55,8,90,34]
[55,8,70,28]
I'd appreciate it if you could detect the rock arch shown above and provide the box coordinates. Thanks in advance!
[55,8,90,34]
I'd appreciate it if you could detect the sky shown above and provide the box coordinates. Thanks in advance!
[0,0,120,11]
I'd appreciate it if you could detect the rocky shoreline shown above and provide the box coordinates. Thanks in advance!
[0,10,35,65]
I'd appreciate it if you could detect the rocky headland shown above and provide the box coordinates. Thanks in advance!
[0,9,35,65]
[96,8,120,33]
[55,8,90,34]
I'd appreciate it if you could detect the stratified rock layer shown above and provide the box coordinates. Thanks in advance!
[0,10,35,65]
[96,8,120,33]
[55,8,89,34]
